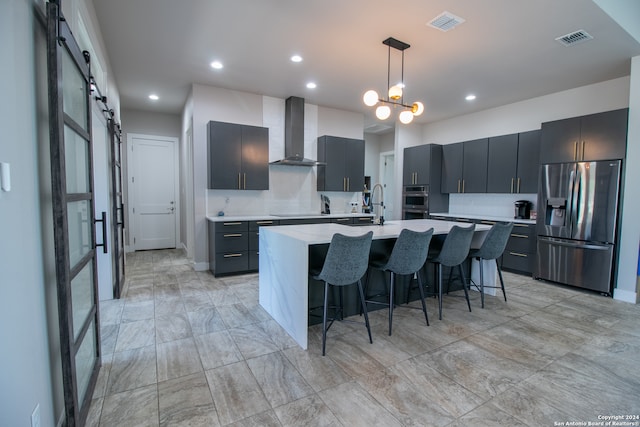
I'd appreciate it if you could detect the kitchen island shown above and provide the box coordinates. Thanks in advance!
[259,219,491,349]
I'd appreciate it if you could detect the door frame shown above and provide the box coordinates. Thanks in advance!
[126,133,180,252]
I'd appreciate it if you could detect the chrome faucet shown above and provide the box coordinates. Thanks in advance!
[371,183,384,225]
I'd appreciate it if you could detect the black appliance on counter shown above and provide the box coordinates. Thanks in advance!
[402,185,448,220]
[534,160,621,294]
[514,200,532,219]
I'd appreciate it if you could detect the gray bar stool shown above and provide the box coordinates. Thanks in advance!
[428,224,475,320]
[467,222,514,308]
[365,228,434,335]
[311,231,374,356]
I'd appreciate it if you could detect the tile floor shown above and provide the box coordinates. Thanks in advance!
[88,249,640,426]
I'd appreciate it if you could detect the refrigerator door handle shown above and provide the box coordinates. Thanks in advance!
[539,237,609,251]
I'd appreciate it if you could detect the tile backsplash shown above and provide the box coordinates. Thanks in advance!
[447,193,537,218]
[207,167,361,217]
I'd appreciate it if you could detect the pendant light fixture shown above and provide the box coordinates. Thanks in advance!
[363,37,424,124]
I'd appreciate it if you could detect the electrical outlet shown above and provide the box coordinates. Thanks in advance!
[31,404,40,427]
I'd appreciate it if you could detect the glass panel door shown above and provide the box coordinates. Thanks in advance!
[109,119,125,298]
[46,3,100,425]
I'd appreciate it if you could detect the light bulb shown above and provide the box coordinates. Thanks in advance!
[388,85,403,100]
[411,101,424,116]
[363,90,379,106]
[375,105,391,120]
[399,110,414,124]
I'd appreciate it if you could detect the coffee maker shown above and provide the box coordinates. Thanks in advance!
[514,200,532,219]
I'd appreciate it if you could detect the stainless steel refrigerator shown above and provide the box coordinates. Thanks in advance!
[535,160,621,294]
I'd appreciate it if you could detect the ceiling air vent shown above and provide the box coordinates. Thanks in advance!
[555,30,593,46]
[427,11,465,32]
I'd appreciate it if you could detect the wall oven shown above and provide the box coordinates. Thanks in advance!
[403,185,429,219]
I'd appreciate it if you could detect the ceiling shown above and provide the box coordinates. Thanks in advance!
[91,0,640,132]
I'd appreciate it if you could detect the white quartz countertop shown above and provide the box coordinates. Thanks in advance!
[207,213,374,222]
[429,212,536,225]
[260,219,490,245]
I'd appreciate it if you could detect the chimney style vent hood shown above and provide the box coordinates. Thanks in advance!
[270,96,324,166]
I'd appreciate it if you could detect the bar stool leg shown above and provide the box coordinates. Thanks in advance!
[322,281,329,356]
[496,259,507,302]
[458,265,472,312]
[415,269,429,326]
[356,279,373,343]
[388,273,395,335]
[479,258,485,309]
[437,264,443,320]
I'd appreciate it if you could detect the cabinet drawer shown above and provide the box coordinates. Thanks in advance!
[506,233,535,253]
[502,251,533,274]
[331,217,353,224]
[215,232,248,252]
[215,221,248,233]
[512,223,535,237]
[249,219,279,231]
[354,216,374,225]
[215,252,249,275]
[249,231,260,251]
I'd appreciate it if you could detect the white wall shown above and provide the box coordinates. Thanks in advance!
[0,1,55,425]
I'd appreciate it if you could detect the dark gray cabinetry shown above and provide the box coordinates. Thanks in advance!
[248,220,278,271]
[540,108,628,163]
[403,144,444,186]
[317,136,365,192]
[209,221,249,276]
[487,131,540,194]
[441,139,488,193]
[207,121,269,190]
[501,223,536,275]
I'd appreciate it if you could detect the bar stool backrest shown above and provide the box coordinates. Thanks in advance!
[472,222,514,260]
[315,231,374,286]
[383,228,434,275]
[432,224,476,267]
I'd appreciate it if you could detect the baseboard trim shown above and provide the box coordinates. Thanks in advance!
[613,287,639,304]
[193,261,209,272]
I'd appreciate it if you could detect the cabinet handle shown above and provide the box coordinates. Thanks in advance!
[511,233,529,239]
[256,221,273,225]
[223,233,243,238]
[359,217,372,221]
[457,180,461,193]
[223,222,242,226]
[462,180,465,193]
[510,178,514,193]
[243,173,246,189]
[509,252,528,258]
[238,173,241,189]
[517,177,521,193]
[335,218,350,222]
[574,141,578,161]
[347,177,350,191]
[581,140,585,160]
[480,220,496,225]
[343,177,346,191]
[223,253,243,258]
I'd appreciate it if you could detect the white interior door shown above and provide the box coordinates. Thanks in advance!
[130,135,178,250]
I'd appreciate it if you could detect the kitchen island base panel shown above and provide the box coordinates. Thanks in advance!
[259,220,492,349]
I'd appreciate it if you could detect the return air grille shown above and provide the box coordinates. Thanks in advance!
[555,30,593,46]
[427,11,465,32]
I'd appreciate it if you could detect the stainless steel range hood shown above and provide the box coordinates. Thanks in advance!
[270,96,324,166]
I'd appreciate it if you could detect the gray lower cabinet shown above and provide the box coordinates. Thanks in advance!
[209,216,372,276]
[501,223,536,275]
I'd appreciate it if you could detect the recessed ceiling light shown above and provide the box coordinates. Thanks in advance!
[465,94,476,101]
[306,82,317,89]
[291,55,303,63]
[210,61,223,69]
[148,94,159,101]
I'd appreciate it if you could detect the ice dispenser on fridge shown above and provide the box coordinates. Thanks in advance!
[544,197,567,227]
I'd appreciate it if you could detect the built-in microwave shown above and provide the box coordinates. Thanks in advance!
[403,185,429,219]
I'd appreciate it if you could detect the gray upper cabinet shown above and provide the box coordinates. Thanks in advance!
[403,144,441,186]
[317,135,365,192]
[208,121,269,190]
[540,108,628,163]
[442,139,488,193]
[487,130,540,194]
